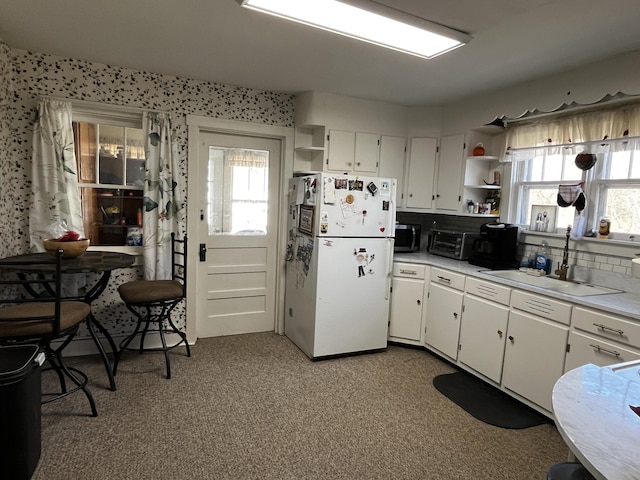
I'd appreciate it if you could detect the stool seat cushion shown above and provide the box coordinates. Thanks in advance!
[119,280,183,305]
[0,301,91,337]
[547,462,595,480]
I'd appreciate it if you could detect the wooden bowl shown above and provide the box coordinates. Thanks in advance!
[43,238,90,258]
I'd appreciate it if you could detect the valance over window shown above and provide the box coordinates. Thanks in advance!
[505,102,640,161]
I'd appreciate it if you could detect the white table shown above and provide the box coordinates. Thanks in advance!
[552,360,640,480]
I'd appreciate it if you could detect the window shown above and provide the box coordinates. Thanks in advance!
[73,116,145,246]
[512,148,581,233]
[591,140,640,237]
[512,140,640,239]
[207,147,269,235]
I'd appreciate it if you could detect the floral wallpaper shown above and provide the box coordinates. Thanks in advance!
[0,39,295,342]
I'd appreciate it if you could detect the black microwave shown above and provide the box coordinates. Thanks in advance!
[394,224,421,252]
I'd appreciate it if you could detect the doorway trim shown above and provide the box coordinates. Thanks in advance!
[186,115,294,343]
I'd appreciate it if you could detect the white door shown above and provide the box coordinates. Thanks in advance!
[314,237,393,356]
[406,137,437,209]
[458,294,509,383]
[425,282,463,360]
[389,276,425,341]
[379,135,406,208]
[327,130,355,172]
[436,134,465,211]
[502,310,568,412]
[195,131,281,337]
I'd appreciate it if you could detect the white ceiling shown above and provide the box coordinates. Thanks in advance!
[2,0,640,107]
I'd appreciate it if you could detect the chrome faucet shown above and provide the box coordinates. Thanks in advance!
[555,225,571,281]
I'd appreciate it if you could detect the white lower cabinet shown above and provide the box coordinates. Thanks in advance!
[389,263,428,344]
[502,309,569,413]
[459,279,511,383]
[565,306,640,372]
[394,262,640,417]
[425,268,465,360]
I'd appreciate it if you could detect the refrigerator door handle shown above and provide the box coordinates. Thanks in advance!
[385,237,394,301]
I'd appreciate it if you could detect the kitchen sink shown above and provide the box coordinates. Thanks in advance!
[481,269,624,296]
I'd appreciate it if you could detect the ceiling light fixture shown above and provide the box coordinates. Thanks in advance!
[237,0,471,59]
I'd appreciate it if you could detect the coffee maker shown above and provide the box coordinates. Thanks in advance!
[468,222,520,270]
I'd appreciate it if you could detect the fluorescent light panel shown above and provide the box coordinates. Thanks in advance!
[238,0,470,59]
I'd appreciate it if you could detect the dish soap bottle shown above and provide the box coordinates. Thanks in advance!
[534,241,552,274]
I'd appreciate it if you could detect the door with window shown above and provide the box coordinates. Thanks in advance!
[195,131,281,337]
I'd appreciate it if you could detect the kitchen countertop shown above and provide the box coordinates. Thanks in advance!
[394,252,640,321]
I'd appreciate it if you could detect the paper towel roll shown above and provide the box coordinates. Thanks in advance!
[632,257,640,277]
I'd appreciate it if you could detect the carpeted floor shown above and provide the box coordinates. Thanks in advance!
[31,333,568,479]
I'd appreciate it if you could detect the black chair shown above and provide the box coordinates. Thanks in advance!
[0,249,98,416]
[115,234,190,379]
[547,462,596,480]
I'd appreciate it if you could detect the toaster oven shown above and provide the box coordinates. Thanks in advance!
[429,229,479,260]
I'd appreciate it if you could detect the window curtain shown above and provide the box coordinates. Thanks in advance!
[29,99,84,251]
[142,112,184,280]
[505,103,640,161]
[226,149,268,168]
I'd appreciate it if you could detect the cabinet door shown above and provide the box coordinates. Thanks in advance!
[327,130,355,172]
[379,136,406,208]
[354,132,380,174]
[425,282,463,360]
[435,134,465,211]
[405,137,437,209]
[389,276,425,342]
[502,310,568,412]
[459,294,509,383]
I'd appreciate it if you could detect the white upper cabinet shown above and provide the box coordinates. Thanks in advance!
[354,132,380,173]
[327,129,355,172]
[378,135,407,208]
[326,130,379,174]
[405,137,437,209]
[435,134,465,211]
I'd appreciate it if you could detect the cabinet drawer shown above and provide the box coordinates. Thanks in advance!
[393,263,426,280]
[430,267,465,291]
[565,330,640,372]
[572,306,640,348]
[511,290,572,325]
[465,277,511,306]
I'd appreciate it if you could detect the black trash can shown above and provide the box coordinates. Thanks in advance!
[0,344,44,480]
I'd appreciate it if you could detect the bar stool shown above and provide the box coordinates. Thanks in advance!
[547,462,596,480]
[115,234,190,379]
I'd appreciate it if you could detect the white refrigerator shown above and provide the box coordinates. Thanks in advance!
[285,172,396,359]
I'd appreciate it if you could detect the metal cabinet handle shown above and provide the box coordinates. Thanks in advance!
[400,269,417,275]
[437,275,451,284]
[508,335,514,342]
[589,343,621,357]
[497,330,503,337]
[453,312,458,318]
[409,193,413,198]
[593,323,624,335]
[417,299,421,305]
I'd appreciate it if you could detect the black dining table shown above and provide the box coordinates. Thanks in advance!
[0,251,135,391]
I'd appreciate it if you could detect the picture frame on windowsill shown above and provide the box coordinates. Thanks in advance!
[529,205,557,233]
